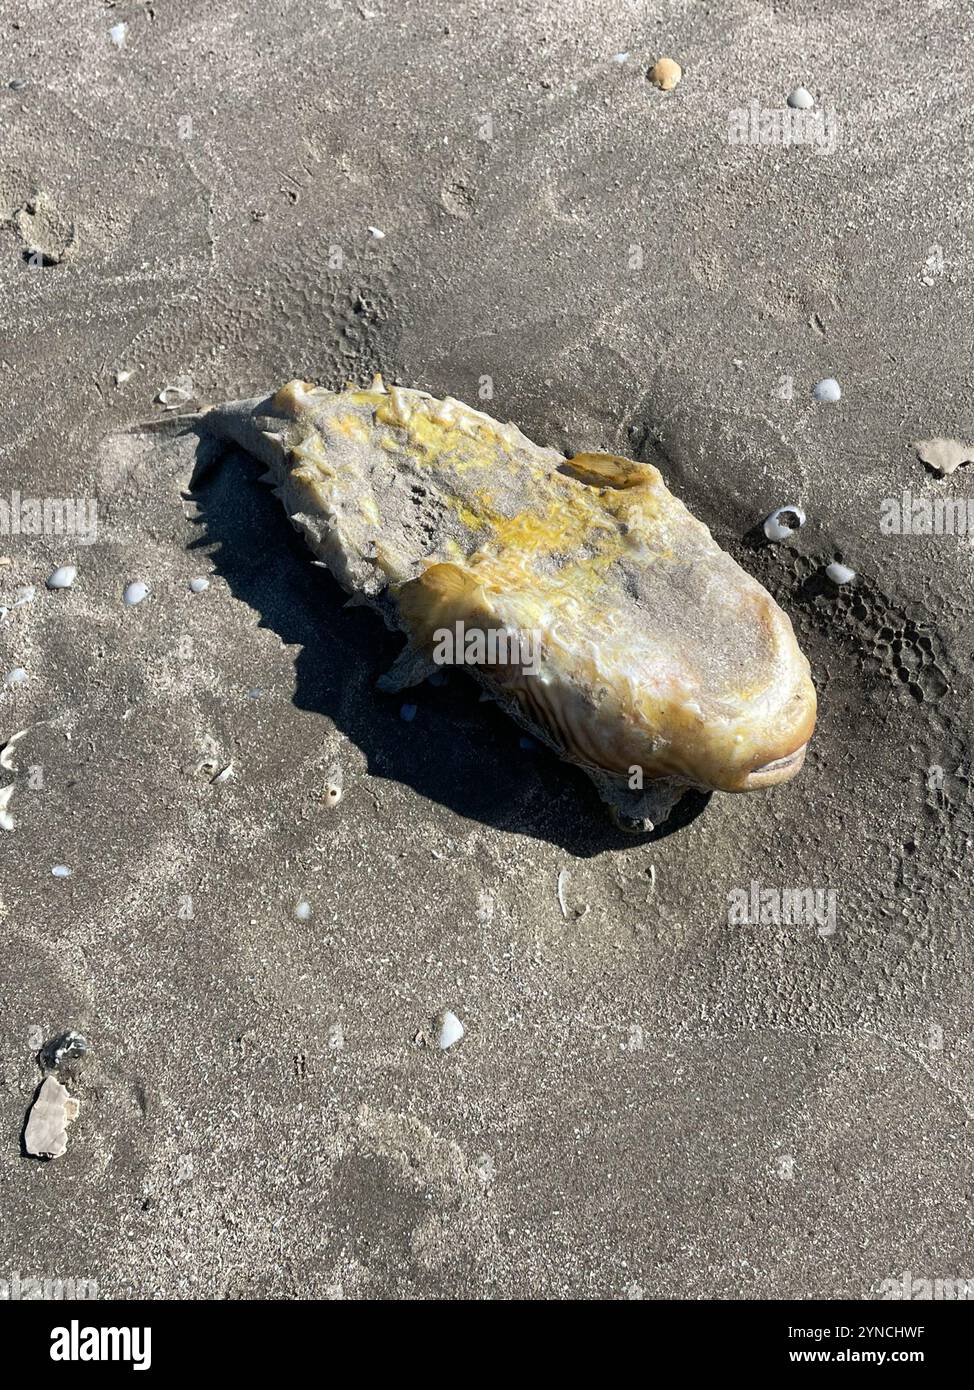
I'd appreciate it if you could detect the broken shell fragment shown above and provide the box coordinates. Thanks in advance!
[25,1075,79,1159]
[205,379,817,828]
[41,1030,89,1072]
[556,867,570,918]
[0,729,28,771]
[763,505,806,543]
[0,783,15,831]
[914,437,974,476]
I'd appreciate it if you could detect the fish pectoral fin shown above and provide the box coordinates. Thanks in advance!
[561,452,662,490]
[396,561,495,648]
[375,644,439,693]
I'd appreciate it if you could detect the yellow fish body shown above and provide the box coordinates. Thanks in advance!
[207,377,816,830]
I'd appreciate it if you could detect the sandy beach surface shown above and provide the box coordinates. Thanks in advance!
[0,0,972,1299]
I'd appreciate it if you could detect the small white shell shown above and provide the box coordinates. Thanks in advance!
[157,377,194,409]
[812,377,841,403]
[51,864,72,878]
[437,1010,465,1050]
[47,565,77,589]
[826,562,856,585]
[188,576,210,593]
[4,667,27,687]
[763,505,806,543]
[123,581,150,606]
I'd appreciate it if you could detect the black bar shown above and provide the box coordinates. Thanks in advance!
[0,1298,965,1372]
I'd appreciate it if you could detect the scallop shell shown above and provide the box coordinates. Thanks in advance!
[206,379,816,828]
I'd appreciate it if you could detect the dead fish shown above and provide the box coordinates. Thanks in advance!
[205,378,816,830]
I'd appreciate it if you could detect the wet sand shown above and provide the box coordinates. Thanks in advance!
[0,1,972,1299]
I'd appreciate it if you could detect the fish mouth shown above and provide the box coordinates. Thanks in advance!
[740,742,809,790]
